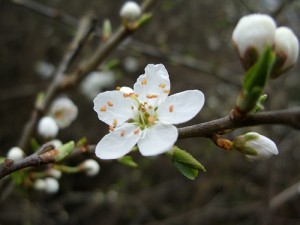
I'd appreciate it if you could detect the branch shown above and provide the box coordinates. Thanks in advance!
[0,144,56,179]
[178,108,300,139]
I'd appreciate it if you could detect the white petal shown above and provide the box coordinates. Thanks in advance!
[95,123,141,159]
[93,90,134,126]
[138,123,178,156]
[134,64,171,107]
[157,90,204,125]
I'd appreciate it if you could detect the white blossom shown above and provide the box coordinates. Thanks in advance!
[37,116,59,139]
[232,14,276,60]
[35,61,55,79]
[233,132,278,161]
[34,179,46,191]
[81,159,100,176]
[120,1,141,21]
[48,139,63,149]
[274,27,299,71]
[46,168,62,179]
[49,97,78,128]
[93,64,205,159]
[7,147,25,160]
[80,71,115,100]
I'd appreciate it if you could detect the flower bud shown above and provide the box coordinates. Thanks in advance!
[44,177,59,194]
[232,14,276,69]
[46,168,62,179]
[34,179,46,191]
[120,1,141,22]
[49,97,78,129]
[37,116,59,139]
[271,27,299,78]
[81,159,100,176]
[7,147,25,160]
[233,132,278,161]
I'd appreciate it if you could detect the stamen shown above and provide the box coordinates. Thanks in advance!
[116,86,121,90]
[159,83,166,88]
[148,105,153,109]
[100,106,107,112]
[120,130,125,137]
[146,94,158,99]
[109,125,115,132]
[163,90,170,94]
[169,105,174,113]
[107,101,113,107]
[134,129,140,135]
[141,79,147,85]
[123,93,130,98]
[113,119,118,127]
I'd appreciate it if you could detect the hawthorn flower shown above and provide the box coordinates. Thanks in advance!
[233,132,278,161]
[49,97,78,128]
[232,14,276,68]
[93,64,205,159]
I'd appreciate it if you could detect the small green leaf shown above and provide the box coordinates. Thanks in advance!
[55,141,75,162]
[30,138,40,152]
[102,19,112,40]
[167,146,206,172]
[76,137,87,147]
[173,161,198,180]
[136,13,152,27]
[118,156,138,168]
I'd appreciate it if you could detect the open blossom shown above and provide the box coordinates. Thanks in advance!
[93,64,205,159]
[49,97,78,128]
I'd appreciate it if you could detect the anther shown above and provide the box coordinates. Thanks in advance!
[100,106,107,112]
[141,79,147,85]
[113,119,118,127]
[116,86,121,90]
[159,83,166,88]
[146,94,158,99]
[109,125,115,132]
[134,129,140,135]
[107,101,113,107]
[163,90,170,94]
[169,105,174,113]
[120,130,125,137]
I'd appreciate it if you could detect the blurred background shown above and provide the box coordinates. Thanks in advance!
[1,0,300,224]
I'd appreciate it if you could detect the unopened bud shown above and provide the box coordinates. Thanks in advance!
[38,116,59,139]
[233,132,278,161]
[81,159,100,176]
[271,27,299,78]
[232,14,276,69]
[44,177,59,194]
[7,147,25,161]
[120,1,141,22]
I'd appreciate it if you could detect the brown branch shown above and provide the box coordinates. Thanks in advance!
[0,144,56,179]
[178,107,300,139]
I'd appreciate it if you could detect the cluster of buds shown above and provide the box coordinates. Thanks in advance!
[232,14,299,78]
[233,132,278,161]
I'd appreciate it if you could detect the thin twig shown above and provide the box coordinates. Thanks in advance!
[18,13,97,150]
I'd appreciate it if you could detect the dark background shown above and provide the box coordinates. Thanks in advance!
[0,0,300,224]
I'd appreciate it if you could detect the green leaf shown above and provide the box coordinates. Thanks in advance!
[55,141,75,162]
[173,161,198,180]
[30,138,40,152]
[118,156,138,168]
[167,146,206,172]
[237,46,276,113]
[76,137,87,147]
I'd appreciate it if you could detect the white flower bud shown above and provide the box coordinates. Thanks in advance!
[119,86,134,94]
[80,71,115,100]
[81,159,100,176]
[35,61,55,79]
[232,14,276,68]
[233,132,278,161]
[7,147,25,160]
[44,177,59,194]
[274,27,299,72]
[46,168,62,179]
[38,116,59,139]
[49,97,78,129]
[120,1,141,21]
[34,179,47,191]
